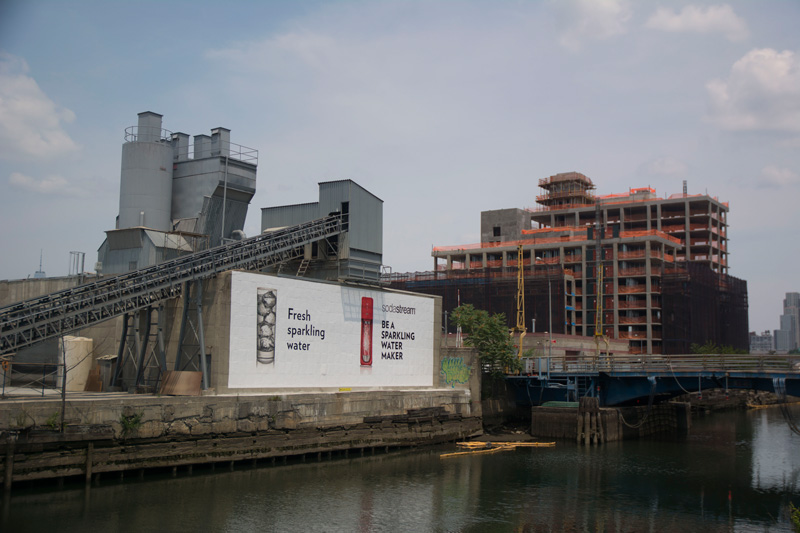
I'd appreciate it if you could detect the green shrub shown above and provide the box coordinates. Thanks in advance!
[119,411,144,437]
[45,411,61,431]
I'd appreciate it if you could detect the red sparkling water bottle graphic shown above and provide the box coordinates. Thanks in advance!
[360,297,373,366]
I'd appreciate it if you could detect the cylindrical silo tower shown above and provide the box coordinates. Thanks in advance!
[118,111,174,231]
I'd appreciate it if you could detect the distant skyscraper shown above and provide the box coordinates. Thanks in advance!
[749,330,773,353]
[775,292,800,352]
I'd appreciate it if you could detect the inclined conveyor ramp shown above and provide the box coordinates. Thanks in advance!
[0,214,345,358]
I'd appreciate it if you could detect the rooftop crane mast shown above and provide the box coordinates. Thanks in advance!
[513,244,526,360]
[594,204,610,359]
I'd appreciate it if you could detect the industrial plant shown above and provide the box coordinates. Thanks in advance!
[97,111,259,275]
[0,112,402,394]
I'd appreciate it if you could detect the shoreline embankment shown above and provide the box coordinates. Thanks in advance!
[0,389,481,490]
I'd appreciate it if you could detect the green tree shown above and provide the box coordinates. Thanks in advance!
[450,304,522,379]
[790,502,800,532]
[690,341,748,355]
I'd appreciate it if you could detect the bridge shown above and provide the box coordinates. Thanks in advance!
[506,354,800,407]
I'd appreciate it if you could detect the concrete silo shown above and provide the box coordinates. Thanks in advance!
[117,112,174,231]
[97,112,258,275]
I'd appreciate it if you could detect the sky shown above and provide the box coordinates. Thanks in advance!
[0,0,798,333]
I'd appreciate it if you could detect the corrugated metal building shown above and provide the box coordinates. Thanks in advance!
[261,180,383,282]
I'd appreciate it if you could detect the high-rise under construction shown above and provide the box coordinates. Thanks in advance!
[385,172,748,355]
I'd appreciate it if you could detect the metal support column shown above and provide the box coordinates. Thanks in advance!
[134,308,152,387]
[174,282,191,371]
[156,304,167,372]
[173,280,209,390]
[196,281,209,390]
[110,313,129,388]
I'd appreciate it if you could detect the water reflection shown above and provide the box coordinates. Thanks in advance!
[3,407,799,532]
[751,409,800,492]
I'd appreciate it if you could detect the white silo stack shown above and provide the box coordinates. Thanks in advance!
[118,111,174,231]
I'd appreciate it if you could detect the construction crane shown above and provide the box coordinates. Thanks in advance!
[594,204,610,359]
[594,265,610,358]
[513,244,526,360]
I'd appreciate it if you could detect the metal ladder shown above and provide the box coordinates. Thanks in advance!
[296,259,311,277]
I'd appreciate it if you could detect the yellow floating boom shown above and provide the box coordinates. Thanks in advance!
[440,440,555,458]
[456,441,555,448]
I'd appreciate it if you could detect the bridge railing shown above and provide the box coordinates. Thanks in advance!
[525,354,800,375]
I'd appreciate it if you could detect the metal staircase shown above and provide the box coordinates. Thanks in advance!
[0,215,345,356]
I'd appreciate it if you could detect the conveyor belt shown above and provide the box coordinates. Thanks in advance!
[0,215,344,355]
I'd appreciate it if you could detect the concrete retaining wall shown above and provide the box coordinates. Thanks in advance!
[0,389,481,486]
[438,347,481,413]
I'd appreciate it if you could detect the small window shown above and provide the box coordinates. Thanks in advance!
[493,226,501,237]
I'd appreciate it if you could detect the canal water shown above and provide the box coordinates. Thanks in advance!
[3,406,800,532]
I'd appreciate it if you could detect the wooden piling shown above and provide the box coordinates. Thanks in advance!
[578,397,602,446]
[84,443,93,486]
[583,412,591,445]
[4,436,14,492]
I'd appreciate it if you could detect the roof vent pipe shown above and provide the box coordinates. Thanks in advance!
[210,127,231,158]
[137,111,163,143]
[140,211,145,227]
[172,132,190,162]
[194,135,211,159]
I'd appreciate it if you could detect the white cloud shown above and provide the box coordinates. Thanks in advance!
[9,172,77,195]
[645,4,748,41]
[206,15,537,147]
[0,52,79,160]
[757,165,800,189]
[640,156,688,177]
[556,0,632,52]
[778,137,800,148]
[706,48,800,131]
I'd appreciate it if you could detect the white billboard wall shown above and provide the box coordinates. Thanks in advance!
[229,271,435,389]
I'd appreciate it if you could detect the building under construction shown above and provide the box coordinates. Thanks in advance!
[385,172,748,355]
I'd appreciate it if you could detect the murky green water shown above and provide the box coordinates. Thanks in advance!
[4,407,800,532]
